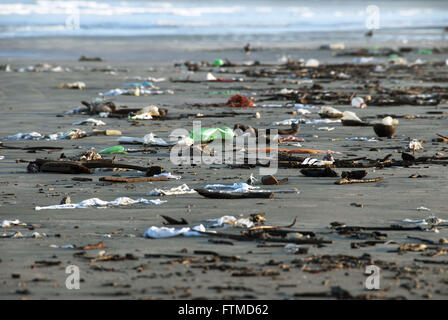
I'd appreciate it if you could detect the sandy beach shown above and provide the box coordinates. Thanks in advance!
[0,37,448,300]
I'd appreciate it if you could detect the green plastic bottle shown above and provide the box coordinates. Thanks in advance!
[99,145,128,154]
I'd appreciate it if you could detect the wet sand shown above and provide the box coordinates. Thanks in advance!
[0,39,448,300]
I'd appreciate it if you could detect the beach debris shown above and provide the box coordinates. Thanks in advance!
[91,129,122,136]
[1,219,26,228]
[128,105,160,120]
[305,59,319,67]
[271,118,341,126]
[261,175,288,185]
[247,174,258,185]
[196,189,274,199]
[118,133,172,146]
[60,195,71,205]
[79,151,102,161]
[78,99,118,115]
[206,216,255,229]
[99,176,169,183]
[35,197,166,210]
[279,136,304,143]
[293,108,311,115]
[408,139,423,152]
[373,116,398,138]
[351,97,367,108]
[398,243,428,252]
[300,167,338,177]
[226,94,254,108]
[58,81,86,90]
[276,123,300,136]
[81,241,106,250]
[79,55,103,62]
[99,146,127,154]
[149,184,196,196]
[254,112,261,119]
[26,158,162,176]
[0,64,12,72]
[72,118,105,126]
[153,172,181,180]
[204,182,258,192]
[144,224,206,239]
[213,59,225,67]
[341,170,367,180]
[345,137,378,142]
[341,111,369,126]
[18,63,67,73]
[300,156,334,166]
[3,132,43,141]
[402,216,448,226]
[416,207,431,212]
[3,129,87,141]
[335,177,384,185]
[317,127,334,131]
[190,126,234,143]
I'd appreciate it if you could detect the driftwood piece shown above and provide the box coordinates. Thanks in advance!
[99,176,168,183]
[38,161,92,174]
[195,188,274,199]
[335,177,384,185]
[341,170,367,179]
[31,158,159,175]
[300,167,338,177]
[199,230,331,245]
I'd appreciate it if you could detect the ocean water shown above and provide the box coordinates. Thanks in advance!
[0,0,447,42]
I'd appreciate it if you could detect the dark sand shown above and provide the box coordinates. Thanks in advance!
[0,39,448,300]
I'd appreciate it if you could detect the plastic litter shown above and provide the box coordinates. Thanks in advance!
[213,59,224,67]
[305,59,319,67]
[351,97,367,108]
[204,182,258,192]
[148,184,196,196]
[345,137,378,142]
[3,129,87,141]
[189,126,234,143]
[402,216,448,226]
[1,219,25,228]
[118,133,171,146]
[206,216,255,228]
[3,132,42,140]
[342,111,363,123]
[408,139,423,151]
[319,106,343,118]
[35,197,166,210]
[58,81,86,90]
[153,172,182,180]
[99,146,128,154]
[72,118,105,126]
[271,118,341,126]
[144,224,207,239]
